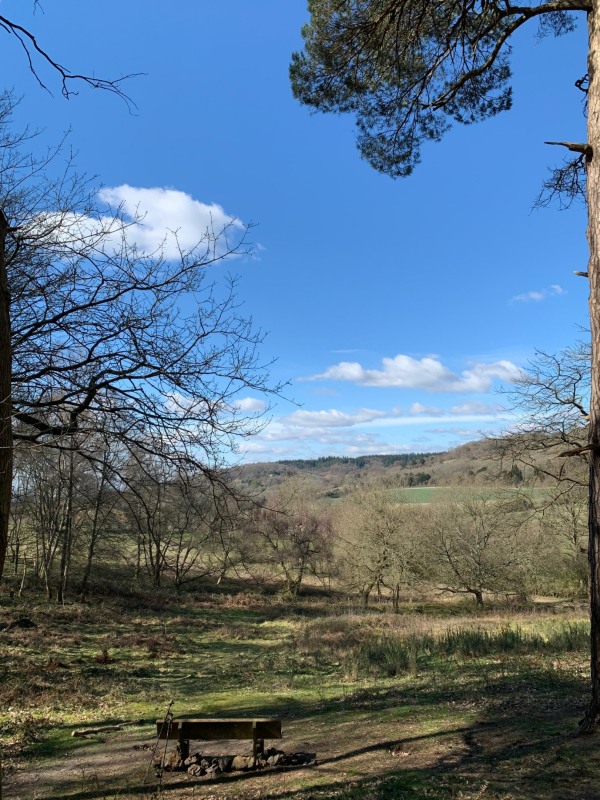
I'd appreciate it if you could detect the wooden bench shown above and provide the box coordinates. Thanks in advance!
[156,717,282,760]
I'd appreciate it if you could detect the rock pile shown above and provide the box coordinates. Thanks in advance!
[157,747,317,776]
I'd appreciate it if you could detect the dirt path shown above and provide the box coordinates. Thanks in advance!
[4,723,332,800]
[6,700,600,800]
[5,726,156,799]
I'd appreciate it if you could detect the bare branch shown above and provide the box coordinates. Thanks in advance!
[0,14,140,107]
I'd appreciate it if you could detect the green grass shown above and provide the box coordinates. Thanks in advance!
[389,486,550,505]
[394,486,439,503]
[0,592,597,800]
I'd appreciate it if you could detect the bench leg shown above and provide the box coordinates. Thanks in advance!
[178,736,190,762]
[252,724,265,759]
[252,737,264,759]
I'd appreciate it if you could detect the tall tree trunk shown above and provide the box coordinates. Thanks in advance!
[0,210,12,585]
[80,466,107,600]
[57,446,74,604]
[135,528,141,584]
[582,3,600,733]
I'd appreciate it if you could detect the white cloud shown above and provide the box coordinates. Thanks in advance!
[300,354,523,393]
[233,397,268,413]
[239,399,517,462]
[241,430,422,462]
[242,441,297,457]
[34,186,246,263]
[510,284,566,303]
[410,402,442,415]
[450,401,504,415]
[281,407,389,428]
[243,403,513,455]
[164,391,211,416]
[98,185,245,259]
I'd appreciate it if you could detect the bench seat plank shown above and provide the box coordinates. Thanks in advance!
[156,718,282,741]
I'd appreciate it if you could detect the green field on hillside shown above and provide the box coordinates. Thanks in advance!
[391,486,548,504]
[394,486,444,503]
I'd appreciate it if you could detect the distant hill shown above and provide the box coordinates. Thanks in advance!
[230,437,538,498]
[277,452,431,471]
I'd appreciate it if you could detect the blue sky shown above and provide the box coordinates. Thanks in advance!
[0,1,591,461]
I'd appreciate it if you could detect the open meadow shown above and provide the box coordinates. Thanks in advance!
[1,587,596,800]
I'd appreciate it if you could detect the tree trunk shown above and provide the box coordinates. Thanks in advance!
[81,455,112,598]
[581,2,600,733]
[134,529,141,584]
[80,491,104,600]
[57,446,74,604]
[0,210,12,585]
[362,582,374,607]
[467,587,484,607]
[392,584,401,613]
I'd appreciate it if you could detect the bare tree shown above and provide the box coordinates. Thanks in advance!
[0,93,279,583]
[432,494,532,606]
[16,446,72,599]
[335,487,426,608]
[247,480,334,596]
[122,459,227,590]
[540,485,589,593]
[497,343,591,594]
[77,435,124,599]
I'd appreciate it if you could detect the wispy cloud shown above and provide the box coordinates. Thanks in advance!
[247,404,511,444]
[431,427,496,442]
[449,401,504,415]
[281,408,390,428]
[299,354,523,393]
[510,284,566,303]
[410,402,442,416]
[242,436,423,460]
[240,399,514,461]
[330,348,366,355]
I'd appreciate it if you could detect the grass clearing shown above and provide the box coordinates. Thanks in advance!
[390,486,549,505]
[0,591,597,799]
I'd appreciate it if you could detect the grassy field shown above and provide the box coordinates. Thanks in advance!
[0,590,597,800]
[394,487,443,503]
[392,486,549,504]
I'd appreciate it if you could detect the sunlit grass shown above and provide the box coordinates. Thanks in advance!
[0,591,595,799]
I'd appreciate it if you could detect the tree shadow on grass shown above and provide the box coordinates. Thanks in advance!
[14,665,599,800]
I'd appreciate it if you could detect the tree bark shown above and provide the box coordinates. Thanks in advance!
[581,1,600,733]
[0,210,12,584]
[57,446,74,604]
[472,588,484,607]
[80,463,108,600]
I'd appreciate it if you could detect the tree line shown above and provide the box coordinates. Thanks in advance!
[6,444,587,607]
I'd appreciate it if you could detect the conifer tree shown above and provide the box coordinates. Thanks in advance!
[291,0,600,731]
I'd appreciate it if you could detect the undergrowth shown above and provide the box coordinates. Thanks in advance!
[0,591,593,800]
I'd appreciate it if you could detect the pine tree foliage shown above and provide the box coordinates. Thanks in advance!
[291,0,588,176]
